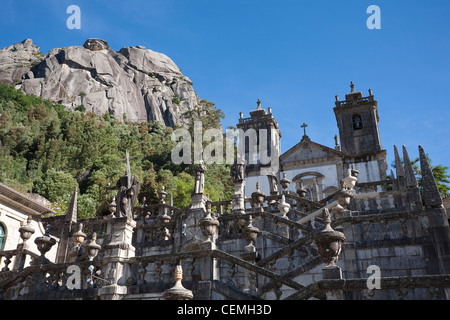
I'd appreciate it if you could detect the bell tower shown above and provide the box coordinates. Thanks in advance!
[333,82,382,156]
[334,82,387,184]
[236,99,282,178]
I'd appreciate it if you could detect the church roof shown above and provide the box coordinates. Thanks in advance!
[0,182,55,216]
[280,136,345,166]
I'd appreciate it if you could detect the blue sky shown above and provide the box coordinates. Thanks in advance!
[1,0,450,176]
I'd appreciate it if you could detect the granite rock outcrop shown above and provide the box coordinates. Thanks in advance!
[0,38,207,126]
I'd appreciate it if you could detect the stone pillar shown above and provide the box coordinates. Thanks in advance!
[232,181,246,214]
[13,217,35,270]
[98,216,136,300]
[322,265,344,300]
[200,240,219,282]
[241,244,258,295]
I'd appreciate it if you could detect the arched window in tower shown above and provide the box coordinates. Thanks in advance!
[352,114,363,130]
[0,224,6,251]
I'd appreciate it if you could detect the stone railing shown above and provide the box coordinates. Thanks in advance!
[0,249,40,271]
[355,180,389,193]
[335,95,374,107]
[284,274,450,300]
[0,259,106,299]
[238,113,274,125]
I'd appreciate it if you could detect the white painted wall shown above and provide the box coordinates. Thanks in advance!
[352,160,381,183]
[245,164,340,200]
[0,203,58,266]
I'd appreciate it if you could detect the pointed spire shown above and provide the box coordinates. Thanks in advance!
[394,145,405,178]
[65,187,78,224]
[402,145,418,188]
[394,145,406,190]
[419,145,443,208]
[390,169,398,191]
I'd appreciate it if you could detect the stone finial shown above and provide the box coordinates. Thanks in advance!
[85,232,101,261]
[334,135,339,147]
[342,168,357,190]
[350,81,355,93]
[296,182,307,198]
[162,265,193,300]
[159,186,167,203]
[256,98,262,110]
[419,145,443,208]
[18,216,35,249]
[199,199,219,242]
[251,182,265,210]
[280,173,290,192]
[402,145,418,188]
[278,194,290,218]
[242,215,260,248]
[73,223,86,245]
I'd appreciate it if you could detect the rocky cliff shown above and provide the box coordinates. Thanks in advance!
[0,38,207,126]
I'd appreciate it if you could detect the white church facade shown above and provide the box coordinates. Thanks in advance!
[239,82,387,201]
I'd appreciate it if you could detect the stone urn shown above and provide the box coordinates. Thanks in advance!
[280,173,291,192]
[251,182,265,211]
[73,223,87,245]
[199,200,220,242]
[313,209,345,266]
[84,232,101,261]
[335,190,353,208]
[18,217,35,250]
[69,223,87,261]
[296,182,307,198]
[342,168,358,190]
[242,215,260,249]
[277,194,291,218]
[34,226,56,264]
[108,198,117,217]
[332,190,354,219]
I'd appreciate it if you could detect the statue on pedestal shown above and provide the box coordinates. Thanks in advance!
[193,160,207,195]
[107,150,140,219]
[107,173,140,219]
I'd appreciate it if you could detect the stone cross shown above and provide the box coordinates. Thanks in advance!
[301,123,308,136]
[118,150,137,189]
[116,150,139,218]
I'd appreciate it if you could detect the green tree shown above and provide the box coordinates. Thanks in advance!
[389,154,450,197]
[411,155,450,197]
[33,168,78,202]
[0,82,235,219]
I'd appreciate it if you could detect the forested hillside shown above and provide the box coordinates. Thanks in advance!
[0,83,233,218]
